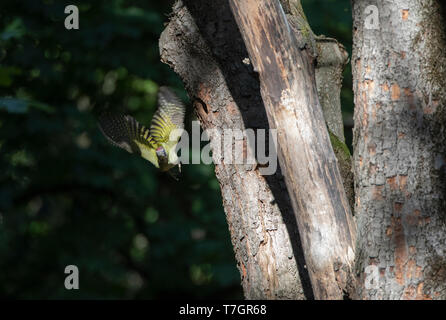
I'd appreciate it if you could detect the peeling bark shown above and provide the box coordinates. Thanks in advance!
[352,0,446,299]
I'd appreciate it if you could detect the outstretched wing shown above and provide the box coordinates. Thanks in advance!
[98,113,158,166]
[149,86,186,144]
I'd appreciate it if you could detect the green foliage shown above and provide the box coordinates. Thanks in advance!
[0,0,240,299]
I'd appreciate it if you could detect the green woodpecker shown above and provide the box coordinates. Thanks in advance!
[98,86,186,173]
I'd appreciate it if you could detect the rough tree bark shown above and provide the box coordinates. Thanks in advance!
[160,0,353,299]
[229,0,356,299]
[352,0,446,299]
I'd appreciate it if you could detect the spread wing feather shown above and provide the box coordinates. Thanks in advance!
[150,86,186,144]
[98,113,155,154]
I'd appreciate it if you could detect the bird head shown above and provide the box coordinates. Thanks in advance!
[156,146,168,163]
[156,146,167,157]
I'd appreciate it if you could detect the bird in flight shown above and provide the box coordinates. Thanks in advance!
[98,86,186,175]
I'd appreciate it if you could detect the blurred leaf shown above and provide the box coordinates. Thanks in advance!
[0,97,55,114]
[0,97,28,113]
[0,17,26,40]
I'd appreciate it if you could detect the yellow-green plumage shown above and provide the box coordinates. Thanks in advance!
[98,86,186,172]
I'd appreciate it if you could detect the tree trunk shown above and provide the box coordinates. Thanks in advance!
[229,0,356,299]
[160,0,354,299]
[160,0,311,299]
[352,0,446,299]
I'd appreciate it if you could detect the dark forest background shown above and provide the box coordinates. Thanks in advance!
[0,0,352,299]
